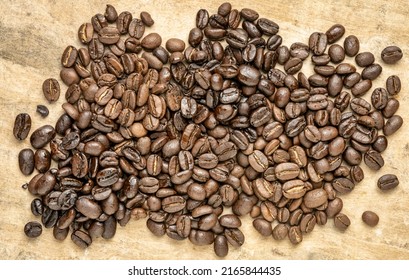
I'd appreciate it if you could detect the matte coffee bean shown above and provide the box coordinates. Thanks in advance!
[344,35,360,56]
[364,150,384,170]
[355,52,375,67]
[386,75,401,95]
[334,213,350,231]
[383,115,403,136]
[303,188,328,208]
[362,211,379,227]
[362,63,382,80]
[381,46,403,64]
[214,235,229,257]
[377,174,399,191]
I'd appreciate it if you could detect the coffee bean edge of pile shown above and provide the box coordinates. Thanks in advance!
[13,3,403,256]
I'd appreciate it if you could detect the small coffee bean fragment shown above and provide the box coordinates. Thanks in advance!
[36,105,49,118]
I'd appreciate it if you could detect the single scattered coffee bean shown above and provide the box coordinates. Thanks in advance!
[24,221,42,238]
[42,78,60,102]
[377,174,399,190]
[386,75,401,96]
[381,46,403,64]
[13,113,31,140]
[18,148,35,175]
[36,105,49,118]
[362,211,379,227]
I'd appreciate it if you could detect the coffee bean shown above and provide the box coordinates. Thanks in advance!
[24,221,42,238]
[381,46,403,64]
[377,174,399,191]
[288,226,302,244]
[42,78,60,102]
[344,35,360,56]
[355,52,375,67]
[36,105,49,118]
[383,115,403,136]
[334,213,350,231]
[386,75,401,96]
[30,125,56,149]
[362,211,379,227]
[364,150,384,170]
[13,113,32,140]
[71,230,92,248]
[325,24,345,43]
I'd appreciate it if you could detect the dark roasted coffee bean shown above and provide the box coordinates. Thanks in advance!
[328,44,345,63]
[364,150,384,170]
[13,113,31,140]
[371,88,388,110]
[325,24,345,43]
[383,115,403,136]
[30,125,56,149]
[362,211,379,227]
[344,35,359,56]
[257,18,279,36]
[18,148,34,175]
[214,235,229,257]
[309,32,327,56]
[355,52,375,67]
[362,63,382,80]
[381,46,403,64]
[36,105,49,118]
[386,75,401,96]
[377,174,399,191]
[71,230,92,248]
[24,221,42,238]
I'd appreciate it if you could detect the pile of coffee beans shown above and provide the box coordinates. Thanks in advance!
[14,3,403,256]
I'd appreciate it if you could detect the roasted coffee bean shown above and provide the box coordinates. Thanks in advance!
[362,211,379,227]
[214,235,229,257]
[24,221,42,238]
[364,150,384,170]
[355,52,375,67]
[362,63,382,80]
[36,105,49,118]
[344,35,359,56]
[288,226,303,244]
[42,78,60,102]
[71,230,92,248]
[30,125,56,149]
[381,46,403,64]
[383,115,403,136]
[325,24,345,43]
[18,148,35,175]
[377,174,399,191]
[14,113,32,140]
[334,213,350,231]
[328,44,345,63]
[386,75,401,96]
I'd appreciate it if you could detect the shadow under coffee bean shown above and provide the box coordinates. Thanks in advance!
[15,3,403,257]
